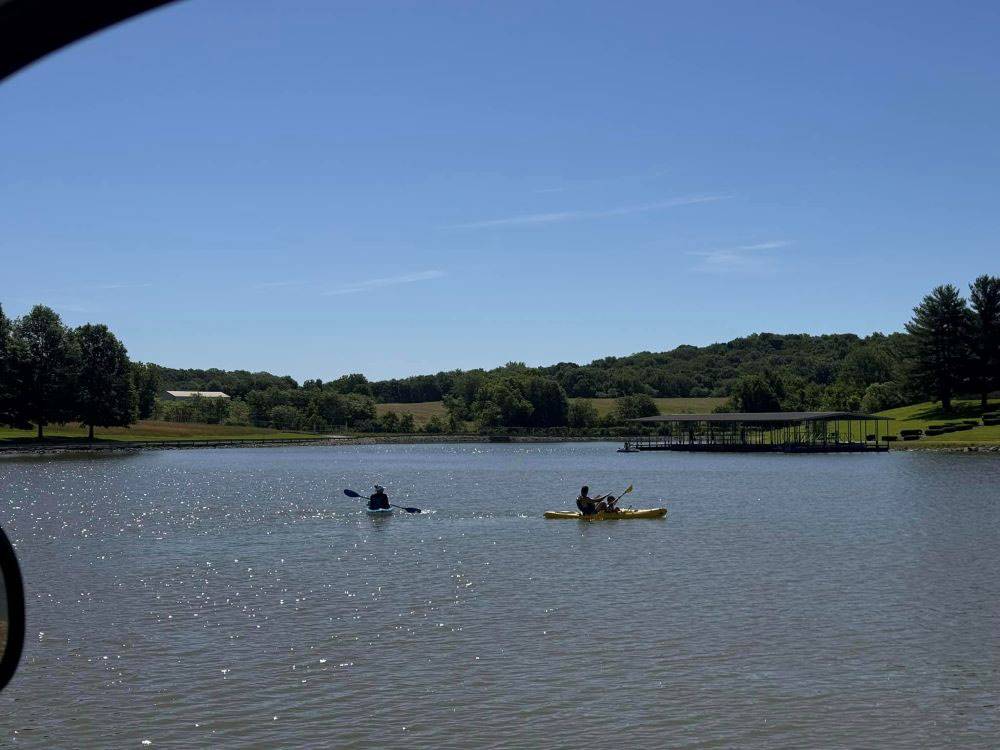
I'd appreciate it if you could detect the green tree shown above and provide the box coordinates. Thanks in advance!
[398,413,415,432]
[308,389,352,427]
[301,409,329,432]
[424,415,444,433]
[837,344,898,389]
[226,398,251,426]
[821,382,863,412]
[329,373,373,396]
[522,376,569,428]
[74,323,137,440]
[131,362,160,419]
[729,374,782,412]
[475,379,534,428]
[904,284,970,411]
[343,393,377,425]
[614,393,659,421]
[968,274,1000,408]
[379,410,400,432]
[567,399,599,428]
[0,303,25,427]
[860,382,904,414]
[476,402,504,433]
[269,404,302,430]
[11,305,79,439]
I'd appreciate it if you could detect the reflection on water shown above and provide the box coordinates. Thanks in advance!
[0,444,998,748]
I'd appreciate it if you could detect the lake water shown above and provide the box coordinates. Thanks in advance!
[0,443,997,748]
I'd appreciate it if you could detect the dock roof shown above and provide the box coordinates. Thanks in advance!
[629,411,890,423]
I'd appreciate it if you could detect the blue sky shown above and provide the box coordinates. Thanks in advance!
[2,1,998,381]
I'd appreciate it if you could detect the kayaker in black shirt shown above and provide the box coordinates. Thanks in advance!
[577,485,615,516]
[369,484,390,510]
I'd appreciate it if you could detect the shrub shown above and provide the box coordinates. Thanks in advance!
[902,434,921,441]
[883,434,898,442]
[353,418,380,433]
[614,394,660,421]
[268,404,302,430]
[567,400,599,428]
[899,428,923,436]
[860,382,905,413]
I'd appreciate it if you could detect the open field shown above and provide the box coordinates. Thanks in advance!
[588,396,728,418]
[376,401,449,426]
[377,397,728,427]
[0,420,320,444]
[877,399,1000,445]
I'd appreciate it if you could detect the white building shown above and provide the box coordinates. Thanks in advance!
[162,390,230,400]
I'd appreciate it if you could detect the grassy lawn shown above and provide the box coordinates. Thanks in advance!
[876,399,1000,445]
[377,396,727,427]
[0,420,322,444]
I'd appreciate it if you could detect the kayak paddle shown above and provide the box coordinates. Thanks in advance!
[343,488,422,514]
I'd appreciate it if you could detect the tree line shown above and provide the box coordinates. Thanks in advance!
[721,275,999,414]
[0,304,157,439]
[2,274,996,438]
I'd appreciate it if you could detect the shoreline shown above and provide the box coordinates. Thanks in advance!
[0,434,617,457]
[1,433,998,457]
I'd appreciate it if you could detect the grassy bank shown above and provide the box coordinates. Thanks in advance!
[0,420,321,444]
[877,399,1000,446]
[376,396,727,427]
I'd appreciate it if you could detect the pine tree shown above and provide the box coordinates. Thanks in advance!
[904,285,970,411]
[968,275,1000,409]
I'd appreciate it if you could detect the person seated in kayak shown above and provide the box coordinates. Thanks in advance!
[577,485,617,516]
[369,484,390,510]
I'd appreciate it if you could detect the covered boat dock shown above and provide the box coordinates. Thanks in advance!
[623,412,891,453]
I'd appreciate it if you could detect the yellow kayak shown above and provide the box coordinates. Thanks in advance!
[544,507,667,521]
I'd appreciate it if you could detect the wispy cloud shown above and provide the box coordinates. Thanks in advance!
[323,270,446,296]
[688,241,792,273]
[449,195,728,230]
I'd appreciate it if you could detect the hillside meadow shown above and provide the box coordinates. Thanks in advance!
[876,399,1000,446]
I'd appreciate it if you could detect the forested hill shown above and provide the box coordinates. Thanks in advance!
[156,331,909,403]
[4,276,993,436]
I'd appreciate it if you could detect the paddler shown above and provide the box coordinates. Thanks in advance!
[369,484,390,511]
[576,485,619,516]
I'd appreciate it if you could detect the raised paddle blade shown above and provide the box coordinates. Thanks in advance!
[343,489,362,498]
